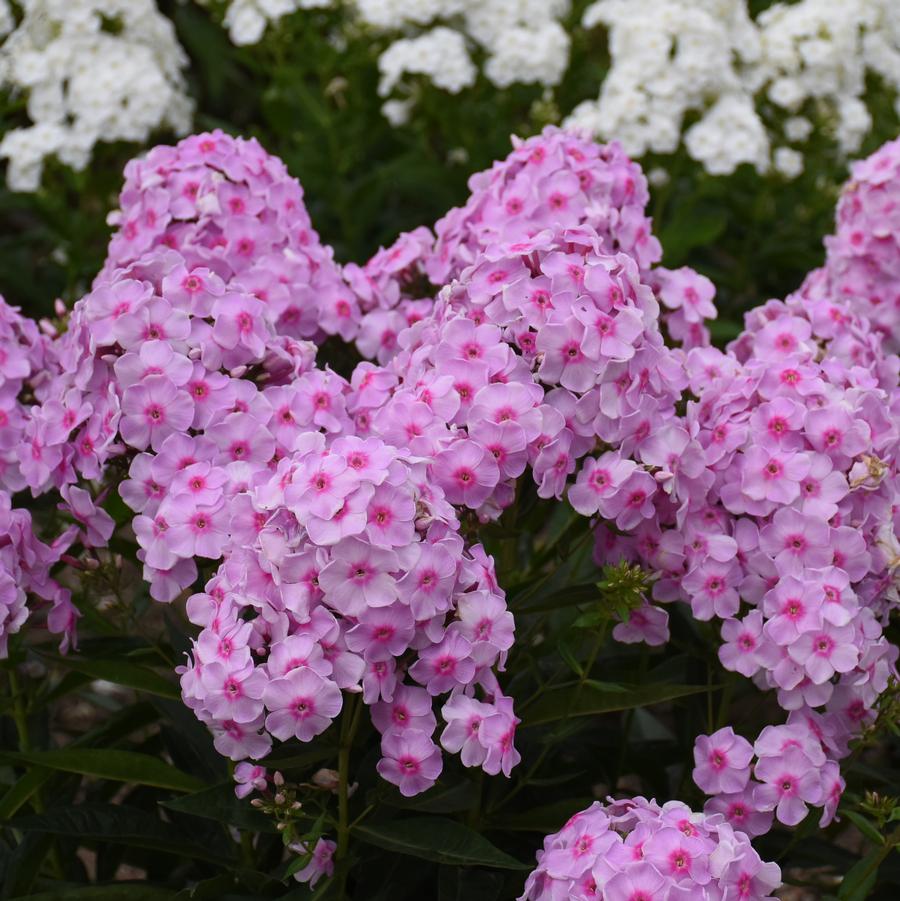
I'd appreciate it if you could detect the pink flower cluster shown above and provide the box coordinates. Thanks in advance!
[103,130,355,345]
[520,796,781,901]
[177,434,518,795]
[582,273,898,832]
[0,297,82,650]
[814,135,900,353]
[695,722,844,835]
[0,491,77,655]
[1,130,521,812]
[358,224,686,527]
[343,127,716,364]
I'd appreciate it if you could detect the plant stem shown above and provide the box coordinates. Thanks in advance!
[9,669,32,753]
[844,826,900,892]
[335,694,361,898]
[8,669,43,817]
[9,668,64,880]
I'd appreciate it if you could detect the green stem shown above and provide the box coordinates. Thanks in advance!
[9,669,32,753]
[8,670,42,816]
[8,669,64,879]
[615,647,648,782]
[844,826,900,891]
[335,695,362,899]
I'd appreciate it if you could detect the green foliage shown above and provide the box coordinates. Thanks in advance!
[352,818,527,870]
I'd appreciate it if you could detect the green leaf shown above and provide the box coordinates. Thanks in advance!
[11,804,230,866]
[161,783,276,833]
[660,209,728,267]
[0,703,160,821]
[0,749,205,793]
[556,640,584,678]
[40,655,180,700]
[837,848,883,900]
[2,831,55,898]
[437,866,506,901]
[354,817,529,870]
[584,680,629,693]
[385,780,478,814]
[150,698,228,783]
[173,874,245,901]
[842,810,885,846]
[515,583,600,615]
[522,682,710,727]
[14,886,176,900]
[489,797,595,833]
[0,766,52,821]
[259,744,336,771]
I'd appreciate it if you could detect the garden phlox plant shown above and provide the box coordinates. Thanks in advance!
[3,1,899,190]
[0,123,897,892]
[205,0,900,177]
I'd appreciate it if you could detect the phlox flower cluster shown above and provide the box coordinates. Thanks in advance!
[0,0,192,191]
[344,128,716,365]
[796,135,900,353]
[520,796,781,901]
[588,297,899,830]
[567,0,767,174]
[102,130,355,347]
[0,297,83,652]
[177,430,519,796]
[0,492,77,656]
[372,223,684,526]
[566,0,900,177]
[4,126,520,815]
[591,236,898,832]
[694,722,845,835]
[14,240,320,605]
[0,132,350,651]
[0,294,54,493]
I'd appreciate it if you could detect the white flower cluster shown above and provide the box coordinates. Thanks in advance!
[371,1,571,119]
[566,0,900,178]
[213,0,570,105]
[0,0,193,191]
[0,2,13,39]
[213,0,331,47]
[756,0,900,154]
[378,27,476,100]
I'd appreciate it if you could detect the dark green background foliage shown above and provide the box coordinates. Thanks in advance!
[1,3,899,900]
